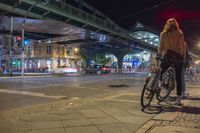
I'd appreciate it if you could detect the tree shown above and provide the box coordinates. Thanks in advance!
[94,53,111,65]
[3,35,13,76]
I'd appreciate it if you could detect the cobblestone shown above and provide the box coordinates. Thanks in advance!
[136,88,200,133]
[150,99,200,130]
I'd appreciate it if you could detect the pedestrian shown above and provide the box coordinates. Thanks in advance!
[158,18,186,105]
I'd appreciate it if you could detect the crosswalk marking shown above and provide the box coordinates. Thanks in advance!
[0,89,66,99]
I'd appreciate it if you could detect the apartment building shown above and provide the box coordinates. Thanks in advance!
[0,35,82,72]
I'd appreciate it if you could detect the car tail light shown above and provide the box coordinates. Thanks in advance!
[102,67,109,70]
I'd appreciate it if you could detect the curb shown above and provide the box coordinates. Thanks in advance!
[0,75,52,79]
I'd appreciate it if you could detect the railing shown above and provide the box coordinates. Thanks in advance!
[0,0,158,50]
[20,0,131,39]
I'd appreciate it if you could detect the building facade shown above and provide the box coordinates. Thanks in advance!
[29,42,81,72]
[0,35,82,73]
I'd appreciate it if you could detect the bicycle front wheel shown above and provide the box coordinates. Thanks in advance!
[140,81,155,108]
[156,74,174,102]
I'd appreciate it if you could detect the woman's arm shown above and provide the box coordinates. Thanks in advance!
[158,32,164,55]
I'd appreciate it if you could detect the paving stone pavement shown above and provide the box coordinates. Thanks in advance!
[0,94,156,133]
[136,88,200,133]
[1,88,200,133]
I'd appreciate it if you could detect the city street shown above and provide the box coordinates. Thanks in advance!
[1,73,200,133]
[1,0,200,132]
[0,73,145,112]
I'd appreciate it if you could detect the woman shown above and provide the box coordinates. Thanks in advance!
[158,18,186,105]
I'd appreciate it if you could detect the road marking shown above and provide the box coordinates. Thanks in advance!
[20,81,60,86]
[74,86,86,89]
[103,92,140,99]
[187,85,200,88]
[91,97,158,105]
[104,89,114,92]
[0,89,66,99]
[93,98,139,103]
[117,90,130,93]
[88,87,100,90]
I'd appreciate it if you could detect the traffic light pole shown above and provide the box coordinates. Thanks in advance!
[5,17,14,76]
[20,1,42,77]
[21,22,25,77]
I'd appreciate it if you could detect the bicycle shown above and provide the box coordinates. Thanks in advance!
[140,65,175,108]
[185,67,199,82]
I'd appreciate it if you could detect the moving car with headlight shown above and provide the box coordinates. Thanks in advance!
[53,67,78,74]
[84,64,111,74]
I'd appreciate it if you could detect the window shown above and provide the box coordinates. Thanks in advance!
[33,45,37,55]
[39,46,42,55]
[57,46,59,54]
[61,46,64,55]
[46,45,52,55]
[66,47,72,55]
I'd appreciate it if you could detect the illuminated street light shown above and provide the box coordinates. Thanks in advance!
[195,60,200,64]
[74,48,79,52]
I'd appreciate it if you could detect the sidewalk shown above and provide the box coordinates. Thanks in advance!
[0,88,200,133]
[136,88,200,133]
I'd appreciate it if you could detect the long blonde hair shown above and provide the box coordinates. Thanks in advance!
[163,18,180,32]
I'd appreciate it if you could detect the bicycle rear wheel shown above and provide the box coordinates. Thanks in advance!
[140,79,155,108]
[156,73,174,102]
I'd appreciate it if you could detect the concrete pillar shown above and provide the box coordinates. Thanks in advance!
[149,52,157,67]
[86,55,92,67]
[117,55,124,73]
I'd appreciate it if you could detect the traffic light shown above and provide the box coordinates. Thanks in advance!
[16,36,22,47]
[16,36,21,41]
[24,39,29,45]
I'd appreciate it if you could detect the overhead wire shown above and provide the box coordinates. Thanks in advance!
[115,0,177,21]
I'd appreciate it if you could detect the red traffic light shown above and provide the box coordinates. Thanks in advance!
[16,36,21,41]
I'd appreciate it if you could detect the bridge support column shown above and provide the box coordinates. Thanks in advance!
[86,56,92,67]
[149,52,157,67]
[116,55,124,73]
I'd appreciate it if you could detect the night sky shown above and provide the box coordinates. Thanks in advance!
[86,0,200,54]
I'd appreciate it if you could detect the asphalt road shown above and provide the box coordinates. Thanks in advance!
[1,72,199,112]
[0,73,147,112]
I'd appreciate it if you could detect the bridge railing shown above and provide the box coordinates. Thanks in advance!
[34,0,131,39]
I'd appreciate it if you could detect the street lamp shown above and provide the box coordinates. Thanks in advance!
[74,48,79,53]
